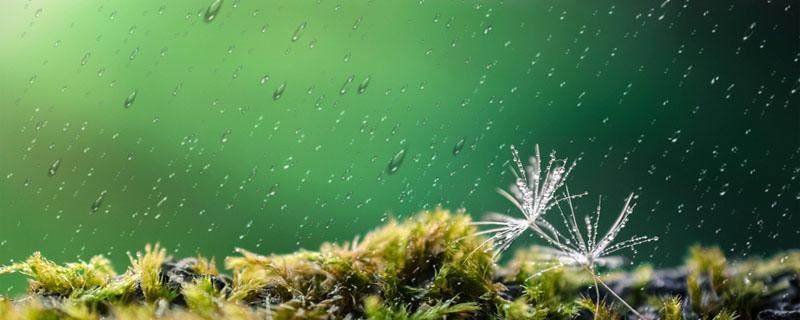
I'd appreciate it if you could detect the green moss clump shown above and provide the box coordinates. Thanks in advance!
[0,252,115,297]
[1,209,797,320]
[660,296,683,320]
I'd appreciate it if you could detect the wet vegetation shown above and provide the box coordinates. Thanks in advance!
[1,209,797,320]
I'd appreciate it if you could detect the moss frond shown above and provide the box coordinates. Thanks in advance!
[130,243,175,302]
[577,296,619,320]
[688,246,728,295]
[712,308,739,320]
[183,277,220,316]
[0,252,115,297]
[660,296,683,320]
[363,295,479,320]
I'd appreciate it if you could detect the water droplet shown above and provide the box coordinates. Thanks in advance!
[204,0,223,23]
[172,82,182,96]
[124,90,138,108]
[352,16,363,30]
[339,75,354,95]
[273,82,286,100]
[387,148,407,174]
[48,159,61,176]
[129,47,139,60]
[357,76,371,94]
[90,190,107,213]
[232,64,242,79]
[291,22,307,42]
[220,129,231,143]
[156,196,168,207]
[452,138,465,155]
[80,52,91,66]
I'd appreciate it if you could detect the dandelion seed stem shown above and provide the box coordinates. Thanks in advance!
[592,273,646,320]
[591,269,600,319]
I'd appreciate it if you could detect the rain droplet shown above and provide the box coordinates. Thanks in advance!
[48,159,61,176]
[273,82,286,100]
[357,76,371,94]
[129,47,139,60]
[352,16,363,30]
[452,138,465,155]
[386,148,407,175]
[124,90,138,108]
[80,52,91,66]
[291,22,307,42]
[220,129,231,143]
[90,190,107,213]
[204,0,223,23]
[156,196,168,207]
[171,82,182,96]
[339,75,354,95]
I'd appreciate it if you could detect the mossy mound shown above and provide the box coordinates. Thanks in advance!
[0,209,797,319]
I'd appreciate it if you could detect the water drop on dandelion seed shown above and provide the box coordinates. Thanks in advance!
[124,90,137,108]
[204,0,223,23]
[273,82,286,100]
[357,76,370,94]
[387,148,407,174]
[48,159,61,176]
[452,138,465,155]
[90,190,107,213]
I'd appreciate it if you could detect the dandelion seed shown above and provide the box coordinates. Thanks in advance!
[531,190,659,319]
[471,145,579,258]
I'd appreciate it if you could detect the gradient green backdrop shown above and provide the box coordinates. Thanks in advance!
[1,0,798,294]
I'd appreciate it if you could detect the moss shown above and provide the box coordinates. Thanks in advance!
[363,296,479,319]
[131,244,176,302]
[0,252,114,297]
[576,296,618,320]
[712,308,739,320]
[660,296,683,320]
[0,209,797,320]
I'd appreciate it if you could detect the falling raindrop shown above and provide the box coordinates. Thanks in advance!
[204,0,223,23]
[171,82,182,96]
[124,90,138,108]
[386,148,407,175]
[339,75,354,95]
[232,64,242,79]
[352,16,363,30]
[452,138,465,155]
[273,82,286,100]
[742,22,756,41]
[357,76,371,94]
[90,190,107,213]
[80,52,91,66]
[129,47,139,60]
[291,22,307,42]
[220,129,232,143]
[47,159,61,176]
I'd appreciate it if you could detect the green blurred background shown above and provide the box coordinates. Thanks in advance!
[1,0,798,294]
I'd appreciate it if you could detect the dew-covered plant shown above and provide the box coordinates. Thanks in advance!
[534,192,659,319]
[479,145,659,319]
[471,145,578,258]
